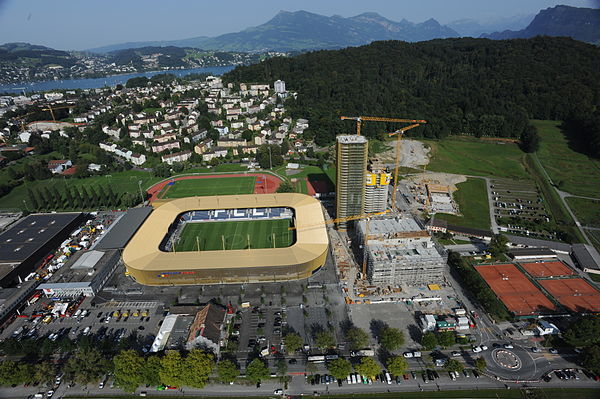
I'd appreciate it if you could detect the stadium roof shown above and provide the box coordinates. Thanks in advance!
[123,193,329,273]
[0,213,82,263]
[93,207,152,250]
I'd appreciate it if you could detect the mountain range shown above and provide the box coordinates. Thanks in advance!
[87,10,460,53]
[481,5,600,45]
[86,6,599,54]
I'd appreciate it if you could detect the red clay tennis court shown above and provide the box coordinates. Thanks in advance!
[520,261,576,278]
[475,264,557,316]
[538,278,600,313]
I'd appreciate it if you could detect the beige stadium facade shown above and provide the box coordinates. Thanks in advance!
[123,193,329,285]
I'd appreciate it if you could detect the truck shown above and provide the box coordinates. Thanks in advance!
[351,349,375,357]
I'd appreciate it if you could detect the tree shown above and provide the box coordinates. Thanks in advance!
[327,358,353,380]
[32,361,55,385]
[0,360,29,386]
[275,359,287,379]
[488,234,508,258]
[355,357,381,379]
[315,331,336,350]
[246,358,269,384]
[563,316,600,347]
[142,356,162,387]
[283,333,303,354]
[421,331,438,350]
[217,359,239,384]
[346,327,369,351]
[386,356,408,377]
[181,349,214,388]
[445,359,464,373]
[113,350,145,392]
[438,331,456,348]
[64,348,110,385]
[520,125,541,153]
[582,345,600,375]
[379,327,405,351]
[159,350,185,387]
[474,357,487,372]
[276,180,295,193]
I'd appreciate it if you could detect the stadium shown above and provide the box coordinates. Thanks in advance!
[122,193,329,285]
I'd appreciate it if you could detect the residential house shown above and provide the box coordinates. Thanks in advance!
[48,160,73,174]
[162,150,192,165]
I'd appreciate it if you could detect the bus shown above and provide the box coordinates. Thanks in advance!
[307,355,326,363]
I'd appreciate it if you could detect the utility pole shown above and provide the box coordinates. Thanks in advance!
[268,145,273,169]
[138,180,144,203]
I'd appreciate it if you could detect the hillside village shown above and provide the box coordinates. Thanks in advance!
[0,76,313,173]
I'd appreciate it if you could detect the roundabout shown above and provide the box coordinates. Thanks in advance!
[481,342,538,381]
[493,349,522,370]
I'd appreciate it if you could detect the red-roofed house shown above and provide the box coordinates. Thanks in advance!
[48,160,72,174]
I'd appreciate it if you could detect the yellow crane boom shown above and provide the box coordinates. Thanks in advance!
[340,116,427,136]
[288,210,389,231]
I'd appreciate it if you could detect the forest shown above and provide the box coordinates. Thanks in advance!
[224,37,600,147]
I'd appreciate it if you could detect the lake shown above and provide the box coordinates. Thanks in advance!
[0,65,235,94]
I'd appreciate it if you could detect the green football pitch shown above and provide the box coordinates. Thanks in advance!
[174,219,295,251]
[161,177,256,198]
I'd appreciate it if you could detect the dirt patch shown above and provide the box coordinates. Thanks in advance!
[377,139,430,168]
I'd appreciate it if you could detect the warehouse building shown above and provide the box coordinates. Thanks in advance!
[0,213,84,288]
[357,216,446,285]
[38,249,120,297]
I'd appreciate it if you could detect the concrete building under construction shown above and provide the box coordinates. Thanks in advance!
[335,135,368,227]
[364,159,391,213]
[356,217,446,285]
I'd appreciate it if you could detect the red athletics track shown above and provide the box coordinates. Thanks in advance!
[147,173,283,202]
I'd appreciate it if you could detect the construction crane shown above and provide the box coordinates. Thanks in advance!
[388,122,427,210]
[288,210,389,231]
[340,115,427,136]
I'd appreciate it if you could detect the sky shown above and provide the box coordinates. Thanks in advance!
[0,0,596,50]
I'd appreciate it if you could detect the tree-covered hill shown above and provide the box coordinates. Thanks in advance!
[224,37,600,146]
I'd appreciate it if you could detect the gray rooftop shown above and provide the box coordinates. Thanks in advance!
[0,213,82,262]
[506,235,572,253]
[509,247,557,257]
[337,135,367,144]
[572,243,600,271]
[93,207,152,250]
[357,217,422,235]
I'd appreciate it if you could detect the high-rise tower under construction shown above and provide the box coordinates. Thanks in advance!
[335,135,368,227]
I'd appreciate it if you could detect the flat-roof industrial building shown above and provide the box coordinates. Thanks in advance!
[0,213,84,287]
[38,249,121,297]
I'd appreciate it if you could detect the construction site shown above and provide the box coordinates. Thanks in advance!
[330,115,452,304]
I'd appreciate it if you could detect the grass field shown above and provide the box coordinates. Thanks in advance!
[586,228,600,254]
[0,170,162,210]
[174,219,294,251]
[161,177,256,198]
[533,120,600,198]
[434,178,491,230]
[423,138,530,179]
[566,197,600,228]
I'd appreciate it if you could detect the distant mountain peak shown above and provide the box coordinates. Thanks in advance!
[481,5,600,44]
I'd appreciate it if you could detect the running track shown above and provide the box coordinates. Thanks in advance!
[147,173,283,202]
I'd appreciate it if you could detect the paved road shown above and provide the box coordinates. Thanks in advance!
[483,177,500,234]
[6,370,598,399]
